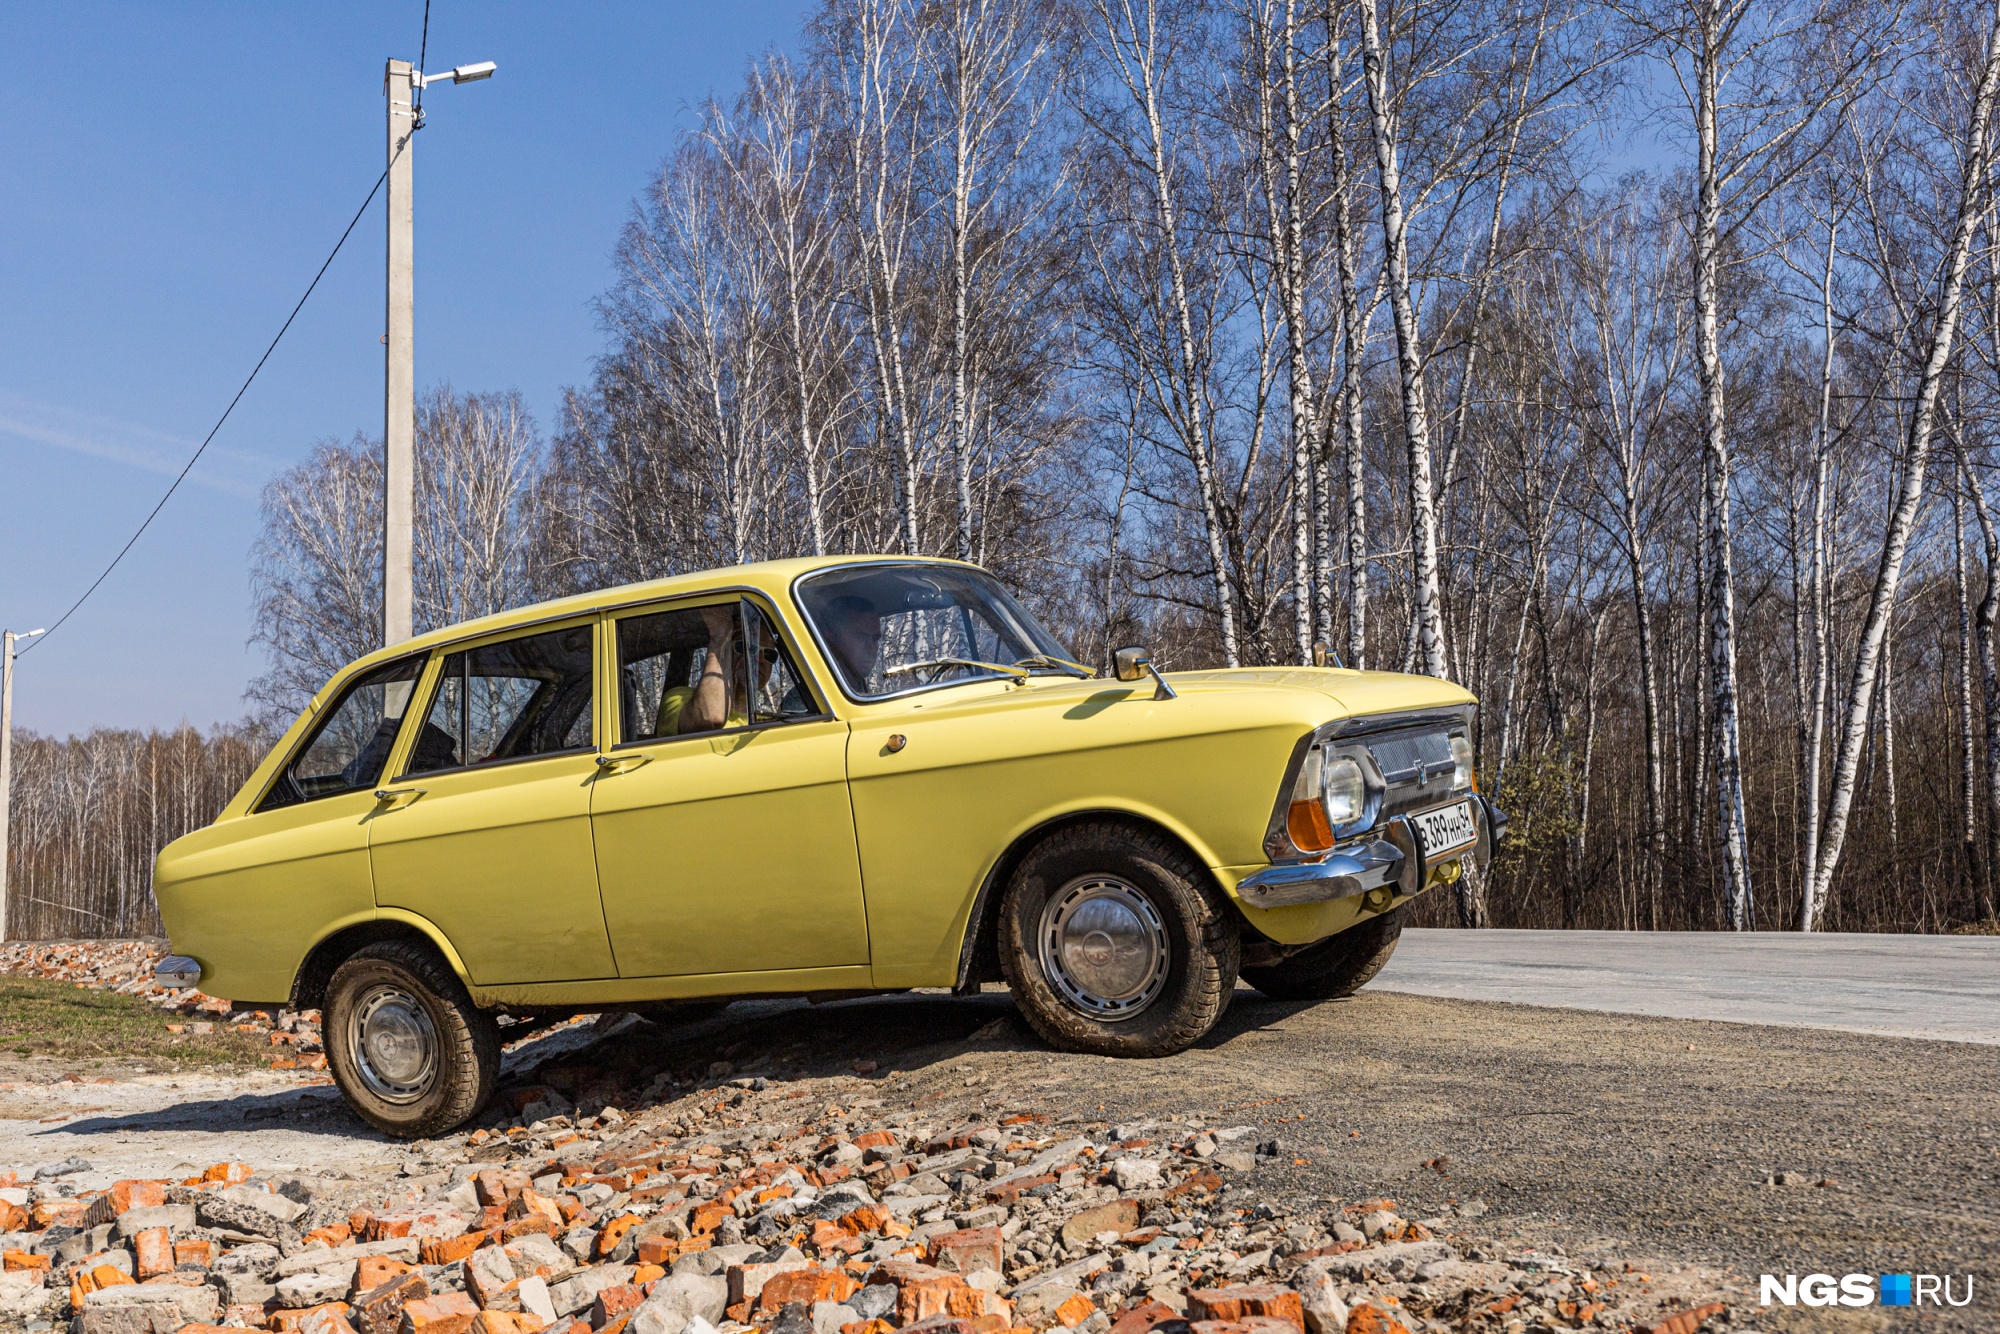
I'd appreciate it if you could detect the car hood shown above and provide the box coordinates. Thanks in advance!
[858,664,1474,728]
[1168,666,1476,716]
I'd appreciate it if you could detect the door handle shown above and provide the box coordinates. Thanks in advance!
[594,754,650,774]
[373,787,428,805]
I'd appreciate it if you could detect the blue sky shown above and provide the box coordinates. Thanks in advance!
[0,1,812,735]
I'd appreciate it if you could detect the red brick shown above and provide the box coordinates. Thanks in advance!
[472,1315,549,1334]
[1637,1304,1727,1334]
[200,1162,251,1184]
[131,1227,173,1279]
[1190,1321,1300,1334]
[591,1284,645,1328]
[352,1269,428,1334]
[476,1171,531,1207]
[689,1201,731,1236]
[422,1230,494,1266]
[501,1215,558,1241]
[1109,1300,1182,1334]
[173,1239,213,1269]
[595,1214,642,1258]
[357,1257,420,1293]
[3,1251,49,1274]
[1187,1286,1304,1331]
[927,1227,1003,1276]
[402,1291,482,1334]
[852,1131,898,1150]
[108,1180,166,1214]
[1342,1308,1412,1334]
[759,1267,861,1315]
[1166,1170,1223,1199]
[271,1304,352,1333]
[1054,1295,1096,1329]
[985,1174,1056,1204]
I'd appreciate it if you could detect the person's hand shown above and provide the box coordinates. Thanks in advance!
[700,604,733,642]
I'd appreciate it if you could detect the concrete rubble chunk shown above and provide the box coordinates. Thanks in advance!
[1297,1241,1453,1282]
[548,1262,637,1317]
[276,1269,352,1308]
[216,1184,310,1224]
[112,1205,196,1240]
[83,1278,221,1324]
[626,1272,728,1334]
[272,1238,423,1278]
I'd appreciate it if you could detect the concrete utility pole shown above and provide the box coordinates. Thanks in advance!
[382,56,495,649]
[0,628,46,943]
[384,58,417,648]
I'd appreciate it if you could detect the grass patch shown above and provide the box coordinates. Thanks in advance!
[0,975,270,1069]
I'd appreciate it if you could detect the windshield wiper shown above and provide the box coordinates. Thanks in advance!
[1013,653,1095,679]
[883,657,1030,684]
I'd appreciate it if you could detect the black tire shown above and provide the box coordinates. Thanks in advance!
[1243,904,1406,1001]
[324,940,499,1139]
[997,821,1238,1057]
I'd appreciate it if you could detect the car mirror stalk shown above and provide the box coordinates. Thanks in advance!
[1113,645,1177,701]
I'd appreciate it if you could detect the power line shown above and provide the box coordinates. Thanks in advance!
[20,165,393,658]
[414,0,433,122]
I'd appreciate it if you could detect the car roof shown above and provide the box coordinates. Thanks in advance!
[331,554,977,682]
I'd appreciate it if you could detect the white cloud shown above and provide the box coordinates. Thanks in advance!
[0,387,275,500]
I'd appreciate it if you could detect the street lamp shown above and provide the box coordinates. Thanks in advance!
[0,627,48,943]
[382,56,496,650]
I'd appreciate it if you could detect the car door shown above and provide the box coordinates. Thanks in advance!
[589,595,869,979]
[367,619,617,985]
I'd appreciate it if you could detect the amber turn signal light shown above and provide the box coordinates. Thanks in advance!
[1287,799,1334,853]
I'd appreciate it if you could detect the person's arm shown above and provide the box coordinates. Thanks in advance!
[680,605,737,733]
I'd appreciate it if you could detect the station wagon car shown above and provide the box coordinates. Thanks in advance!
[153,557,1503,1136]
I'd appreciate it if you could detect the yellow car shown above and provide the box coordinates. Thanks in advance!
[153,557,1501,1136]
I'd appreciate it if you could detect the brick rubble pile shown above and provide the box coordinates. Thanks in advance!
[0,1089,1732,1334]
[0,945,1736,1334]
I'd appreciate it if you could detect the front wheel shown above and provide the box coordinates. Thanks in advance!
[324,941,499,1138]
[1242,903,1406,1001]
[998,821,1238,1057]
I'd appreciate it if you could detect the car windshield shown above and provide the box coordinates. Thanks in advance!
[797,563,1083,698]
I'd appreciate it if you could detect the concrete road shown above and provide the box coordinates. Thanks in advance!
[1376,927,2000,1044]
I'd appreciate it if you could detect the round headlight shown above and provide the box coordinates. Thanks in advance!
[1449,732,1474,791]
[1324,757,1367,828]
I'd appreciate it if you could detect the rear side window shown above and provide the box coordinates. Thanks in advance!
[404,624,595,775]
[617,600,816,742]
[258,656,426,811]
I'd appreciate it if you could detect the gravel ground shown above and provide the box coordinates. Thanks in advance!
[0,952,1992,1331]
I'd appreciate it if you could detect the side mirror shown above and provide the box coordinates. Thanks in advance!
[1112,644,1176,701]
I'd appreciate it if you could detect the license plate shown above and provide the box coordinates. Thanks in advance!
[1412,799,1477,857]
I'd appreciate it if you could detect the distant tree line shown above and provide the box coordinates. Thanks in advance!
[13,0,2000,938]
[3,724,268,939]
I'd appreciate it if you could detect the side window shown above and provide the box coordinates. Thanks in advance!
[405,624,595,776]
[617,599,816,743]
[258,656,426,811]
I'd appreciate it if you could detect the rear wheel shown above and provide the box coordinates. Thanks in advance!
[324,940,499,1138]
[998,821,1238,1057]
[1243,904,1406,1001]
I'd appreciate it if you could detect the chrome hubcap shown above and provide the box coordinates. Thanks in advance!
[350,984,438,1103]
[1038,875,1170,1021]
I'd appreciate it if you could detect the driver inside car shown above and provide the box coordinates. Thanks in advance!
[821,594,885,689]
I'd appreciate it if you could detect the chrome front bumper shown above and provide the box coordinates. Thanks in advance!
[154,955,202,989]
[1237,837,1405,907]
[1237,796,1505,909]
